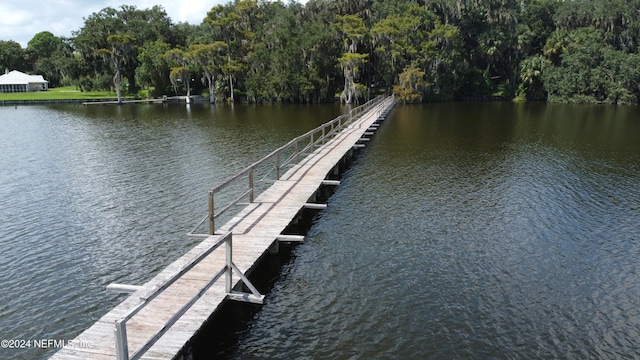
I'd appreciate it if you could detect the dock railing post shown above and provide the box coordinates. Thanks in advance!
[249,168,254,202]
[225,233,232,293]
[276,151,281,180]
[208,191,215,235]
[115,320,129,360]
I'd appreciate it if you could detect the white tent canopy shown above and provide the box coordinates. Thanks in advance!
[0,70,49,92]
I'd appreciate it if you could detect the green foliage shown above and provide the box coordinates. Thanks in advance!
[72,5,178,93]
[521,0,560,55]
[136,40,171,96]
[4,0,640,104]
[394,63,426,103]
[24,32,68,87]
[371,4,433,83]
[517,54,549,100]
[187,42,226,102]
[542,27,640,104]
[334,14,368,52]
[0,40,26,72]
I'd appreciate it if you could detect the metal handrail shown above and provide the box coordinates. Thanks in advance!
[187,95,389,237]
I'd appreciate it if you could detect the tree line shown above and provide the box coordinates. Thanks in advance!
[2,0,640,104]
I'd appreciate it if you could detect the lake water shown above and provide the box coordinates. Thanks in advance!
[0,102,342,359]
[1,102,640,359]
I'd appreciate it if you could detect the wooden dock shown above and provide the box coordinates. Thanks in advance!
[51,95,396,360]
[82,96,205,106]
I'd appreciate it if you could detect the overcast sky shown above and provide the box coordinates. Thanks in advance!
[0,0,305,48]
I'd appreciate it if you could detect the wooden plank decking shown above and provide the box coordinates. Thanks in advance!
[51,96,396,360]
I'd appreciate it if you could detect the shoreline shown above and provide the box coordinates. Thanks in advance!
[0,98,120,106]
[0,96,211,106]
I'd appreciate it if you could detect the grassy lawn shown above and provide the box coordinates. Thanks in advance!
[0,86,125,100]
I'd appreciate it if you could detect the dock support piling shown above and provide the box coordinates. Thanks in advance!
[269,240,280,254]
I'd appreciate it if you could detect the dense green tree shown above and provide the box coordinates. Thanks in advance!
[26,32,59,68]
[5,0,640,104]
[371,4,432,86]
[187,42,226,103]
[542,27,640,104]
[136,40,172,96]
[517,54,549,100]
[295,3,342,101]
[164,48,194,101]
[206,0,261,102]
[334,14,368,104]
[99,34,136,103]
[0,40,26,73]
[245,2,309,102]
[521,0,560,56]
[22,32,71,87]
[394,62,426,103]
[422,20,467,100]
[73,5,178,93]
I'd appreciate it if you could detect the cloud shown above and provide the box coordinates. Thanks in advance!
[1,0,307,48]
[0,0,225,47]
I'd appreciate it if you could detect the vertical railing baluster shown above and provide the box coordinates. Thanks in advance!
[225,234,232,293]
[208,191,214,235]
[249,168,254,202]
[276,151,281,180]
[115,320,129,360]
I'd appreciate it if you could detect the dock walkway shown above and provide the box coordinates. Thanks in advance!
[51,95,396,360]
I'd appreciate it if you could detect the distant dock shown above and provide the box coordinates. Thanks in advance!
[0,96,205,106]
[51,95,396,360]
[81,96,204,106]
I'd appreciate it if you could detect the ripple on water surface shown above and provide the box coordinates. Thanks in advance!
[228,103,640,359]
[0,103,340,359]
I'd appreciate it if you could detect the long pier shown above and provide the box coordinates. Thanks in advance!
[51,94,396,360]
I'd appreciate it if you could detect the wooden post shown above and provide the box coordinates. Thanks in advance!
[269,240,280,254]
[225,234,232,293]
[114,320,129,360]
[208,191,214,235]
[249,168,254,202]
[276,151,281,180]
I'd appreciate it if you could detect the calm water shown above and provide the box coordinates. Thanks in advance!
[0,102,342,360]
[1,102,639,359]
[223,102,640,359]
